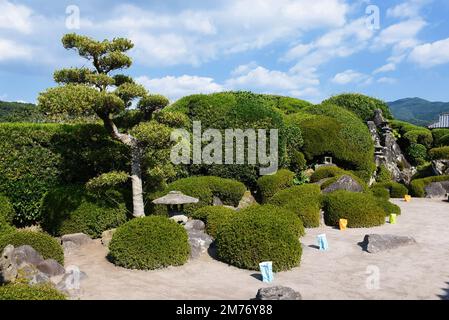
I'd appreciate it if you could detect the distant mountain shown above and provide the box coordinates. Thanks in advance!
[388,98,449,126]
[0,100,43,123]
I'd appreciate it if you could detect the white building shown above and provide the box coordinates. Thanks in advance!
[429,113,449,129]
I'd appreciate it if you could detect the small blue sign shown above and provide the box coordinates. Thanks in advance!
[259,261,274,283]
[317,234,329,251]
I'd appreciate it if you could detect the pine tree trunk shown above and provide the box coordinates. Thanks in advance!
[131,145,145,218]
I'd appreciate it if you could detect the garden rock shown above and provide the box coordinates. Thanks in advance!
[237,191,257,210]
[62,241,79,255]
[255,286,302,300]
[11,245,44,266]
[0,245,17,283]
[61,233,92,246]
[361,234,416,253]
[184,220,205,232]
[101,229,116,247]
[56,270,88,294]
[187,229,213,259]
[322,175,363,193]
[432,160,449,176]
[170,215,189,225]
[213,196,223,206]
[424,182,448,199]
[36,259,65,277]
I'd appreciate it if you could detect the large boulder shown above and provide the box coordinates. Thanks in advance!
[186,228,213,259]
[237,191,257,210]
[322,175,363,193]
[184,220,206,232]
[36,259,65,277]
[61,233,92,246]
[424,182,449,199]
[361,234,416,253]
[432,160,449,176]
[101,229,116,247]
[255,286,302,300]
[11,245,44,266]
[0,245,17,283]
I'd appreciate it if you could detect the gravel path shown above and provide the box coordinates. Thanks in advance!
[65,198,449,300]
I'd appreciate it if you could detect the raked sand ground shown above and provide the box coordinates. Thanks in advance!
[65,198,449,300]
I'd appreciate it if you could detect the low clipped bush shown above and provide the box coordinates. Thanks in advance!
[0,230,64,264]
[429,146,449,160]
[256,169,295,203]
[310,166,347,183]
[407,143,428,165]
[410,175,449,197]
[438,134,449,147]
[372,182,409,198]
[370,185,391,199]
[323,191,386,228]
[269,184,322,228]
[41,185,129,238]
[432,128,449,146]
[403,130,433,148]
[216,205,303,272]
[149,176,246,215]
[109,216,190,270]
[376,165,392,184]
[0,283,66,300]
[0,195,15,225]
[193,206,236,238]
[376,197,401,216]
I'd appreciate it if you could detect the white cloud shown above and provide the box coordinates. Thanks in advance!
[377,77,397,84]
[374,63,397,74]
[136,75,223,101]
[0,0,33,34]
[373,19,425,48]
[0,39,32,61]
[387,0,430,19]
[409,37,449,67]
[331,69,370,85]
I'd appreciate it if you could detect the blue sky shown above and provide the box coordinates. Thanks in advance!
[1,0,449,104]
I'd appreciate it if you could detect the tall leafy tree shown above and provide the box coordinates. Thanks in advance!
[38,34,168,217]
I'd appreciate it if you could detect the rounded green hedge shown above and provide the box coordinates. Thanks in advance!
[410,175,449,197]
[372,182,409,198]
[216,205,303,272]
[370,185,390,199]
[432,129,449,146]
[0,283,66,300]
[149,176,247,215]
[193,206,236,238]
[109,216,190,270]
[0,230,64,264]
[256,169,295,203]
[429,146,449,160]
[322,93,393,121]
[269,184,322,228]
[310,166,347,183]
[323,191,386,228]
[41,185,129,238]
[407,143,428,165]
[376,197,401,216]
[0,195,15,225]
[376,165,392,184]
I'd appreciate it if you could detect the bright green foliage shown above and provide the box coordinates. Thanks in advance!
[438,135,449,147]
[192,206,237,238]
[149,176,246,215]
[287,104,375,181]
[323,191,386,228]
[86,171,129,194]
[371,182,409,198]
[269,184,322,228]
[41,185,128,238]
[0,231,64,264]
[310,166,347,182]
[403,130,433,148]
[371,186,390,199]
[429,146,449,160]
[138,95,170,119]
[407,143,428,165]
[322,93,393,121]
[256,169,295,203]
[0,123,127,225]
[289,150,307,174]
[166,91,302,187]
[376,164,393,183]
[154,111,190,128]
[216,205,303,272]
[432,129,449,146]
[109,216,190,270]
[0,283,66,300]
[410,175,449,197]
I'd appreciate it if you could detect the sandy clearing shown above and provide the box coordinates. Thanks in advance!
[65,198,449,300]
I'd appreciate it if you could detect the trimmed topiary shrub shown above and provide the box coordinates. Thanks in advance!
[310,166,346,183]
[410,175,449,197]
[41,185,129,238]
[0,283,66,300]
[256,169,295,203]
[149,176,246,215]
[109,216,190,270]
[429,146,449,160]
[376,197,401,216]
[216,205,303,272]
[438,134,449,147]
[376,165,392,184]
[323,191,386,228]
[192,206,237,238]
[432,129,449,146]
[0,230,64,264]
[269,184,322,228]
[322,93,393,121]
[0,195,15,225]
[370,185,391,200]
[407,143,428,165]
[372,182,409,198]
